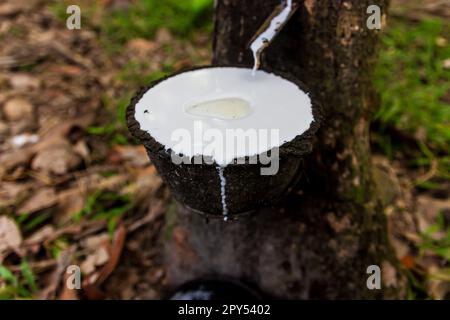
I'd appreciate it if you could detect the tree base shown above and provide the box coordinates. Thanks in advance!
[164,193,407,299]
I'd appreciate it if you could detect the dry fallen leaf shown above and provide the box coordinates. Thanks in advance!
[81,246,110,275]
[81,233,110,250]
[55,188,86,225]
[0,215,22,256]
[32,142,82,175]
[127,200,165,233]
[83,224,126,299]
[59,271,80,300]
[39,249,74,300]
[0,3,21,16]
[416,195,449,233]
[122,166,162,202]
[48,65,83,77]
[24,225,55,245]
[0,181,29,202]
[0,148,34,178]
[382,260,398,288]
[73,140,90,164]
[126,38,159,59]
[18,187,57,214]
[400,255,415,270]
[109,145,149,167]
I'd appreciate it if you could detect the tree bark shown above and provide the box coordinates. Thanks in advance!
[164,0,406,299]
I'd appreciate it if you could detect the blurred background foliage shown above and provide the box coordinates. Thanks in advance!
[373,18,450,188]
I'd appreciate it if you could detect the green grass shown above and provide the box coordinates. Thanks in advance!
[73,191,133,236]
[420,212,450,263]
[86,94,133,146]
[0,261,38,300]
[15,211,52,233]
[374,17,450,299]
[416,212,450,299]
[50,0,213,51]
[375,18,450,150]
[101,0,213,45]
[374,18,450,183]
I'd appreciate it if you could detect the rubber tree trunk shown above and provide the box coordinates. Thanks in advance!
[164,0,407,299]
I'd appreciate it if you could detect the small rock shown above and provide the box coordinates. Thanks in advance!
[3,98,34,121]
[32,143,82,175]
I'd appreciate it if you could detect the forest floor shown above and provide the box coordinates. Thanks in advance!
[0,0,448,299]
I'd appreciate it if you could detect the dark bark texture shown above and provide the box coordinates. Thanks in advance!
[164,0,406,299]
